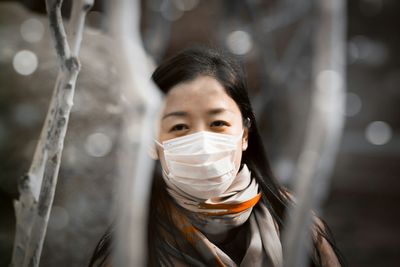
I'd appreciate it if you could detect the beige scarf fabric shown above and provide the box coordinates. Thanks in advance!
[163,164,283,267]
[91,163,341,267]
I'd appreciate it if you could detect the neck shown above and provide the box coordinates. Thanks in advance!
[204,224,243,244]
[206,222,249,264]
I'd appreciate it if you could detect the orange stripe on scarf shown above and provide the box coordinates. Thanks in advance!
[197,192,262,216]
[166,202,227,267]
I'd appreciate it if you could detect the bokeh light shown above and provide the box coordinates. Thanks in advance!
[12,50,38,76]
[345,92,362,117]
[226,30,253,55]
[85,132,113,157]
[161,0,183,21]
[348,36,388,66]
[20,18,45,43]
[365,121,392,145]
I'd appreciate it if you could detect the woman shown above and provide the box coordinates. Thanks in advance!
[89,46,345,267]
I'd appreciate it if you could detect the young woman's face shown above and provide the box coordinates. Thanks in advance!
[157,75,249,170]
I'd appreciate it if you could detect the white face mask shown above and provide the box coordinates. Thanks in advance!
[156,131,243,199]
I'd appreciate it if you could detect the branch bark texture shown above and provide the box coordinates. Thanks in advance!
[10,1,93,266]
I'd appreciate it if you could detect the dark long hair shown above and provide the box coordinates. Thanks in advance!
[88,46,345,267]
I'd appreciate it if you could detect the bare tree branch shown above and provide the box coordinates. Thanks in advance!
[282,1,347,266]
[68,0,94,56]
[10,1,93,266]
[107,0,162,266]
[260,0,312,34]
[240,0,313,118]
[143,0,172,63]
[46,0,71,69]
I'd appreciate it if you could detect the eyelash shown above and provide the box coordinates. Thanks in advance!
[169,121,229,132]
[211,120,229,128]
[169,124,188,132]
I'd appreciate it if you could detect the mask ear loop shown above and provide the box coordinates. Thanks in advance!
[148,140,164,160]
[147,143,159,159]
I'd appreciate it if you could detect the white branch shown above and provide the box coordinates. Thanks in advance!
[107,0,162,266]
[10,1,93,266]
[68,0,93,55]
[282,1,347,267]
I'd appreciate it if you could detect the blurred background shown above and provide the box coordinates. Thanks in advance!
[0,0,399,266]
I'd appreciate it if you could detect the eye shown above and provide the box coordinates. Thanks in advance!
[210,120,229,128]
[169,124,189,132]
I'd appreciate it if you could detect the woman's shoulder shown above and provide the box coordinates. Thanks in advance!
[277,187,343,267]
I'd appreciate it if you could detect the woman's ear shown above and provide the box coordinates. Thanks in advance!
[242,127,249,151]
[242,117,251,151]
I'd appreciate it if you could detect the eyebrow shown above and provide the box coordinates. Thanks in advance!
[207,108,231,115]
[162,111,188,120]
[162,108,231,120]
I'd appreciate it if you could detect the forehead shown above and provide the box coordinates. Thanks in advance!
[162,75,240,114]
